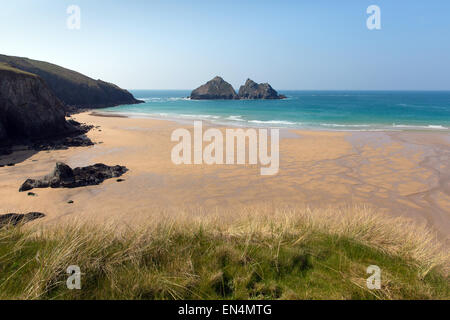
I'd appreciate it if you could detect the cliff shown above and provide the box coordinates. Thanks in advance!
[0,63,76,145]
[0,54,142,109]
[238,79,284,100]
[190,76,239,100]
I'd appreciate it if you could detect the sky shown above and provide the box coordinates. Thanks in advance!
[1,0,450,90]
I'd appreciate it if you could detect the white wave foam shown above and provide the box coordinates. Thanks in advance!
[248,120,297,125]
[139,97,191,103]
[168,97,190,101]
[178,114,221,119]
[392,124,448,130]
[226,115,245,121]
[320,123,371,128]
[319,123,448,131]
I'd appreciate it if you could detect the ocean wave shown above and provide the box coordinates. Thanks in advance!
[226,115,245,121]
[392,124,448,130]
[138,97,190,103]
[168,97,190,101]
[178,114,221,119]
[248,120,298,125]
[320,123,371,127]
[320,123,449,130]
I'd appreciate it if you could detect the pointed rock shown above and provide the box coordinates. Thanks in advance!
[190,76,238,100]
[238,79,284,100]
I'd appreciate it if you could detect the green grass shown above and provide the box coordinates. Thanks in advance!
[0,206,448,300]
[0,55,98,86]
[0,62,38,78]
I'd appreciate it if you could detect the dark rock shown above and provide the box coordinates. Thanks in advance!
[0,212,45,227]
[61,136,94,148]
[27,192,37,197]
[50,162,75,187]
[22,121,94,154]
[19,162,128,192]
[67,119,81,126]
[0,148,12,156]
[117,179,125,182]
[67,200,74,204]
[20,179,44,192]
[238,79,284,100]
[190,76,239,100]
[0,120,6,142]
[190,77,285,100]
[7,163,15,167]
[0,63,79,146]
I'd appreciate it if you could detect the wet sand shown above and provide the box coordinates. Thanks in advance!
[1,112,449,243]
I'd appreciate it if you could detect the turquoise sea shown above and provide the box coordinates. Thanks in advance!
[102,90,450,131]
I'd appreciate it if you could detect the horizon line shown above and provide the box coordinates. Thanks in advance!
[127,89,450,92]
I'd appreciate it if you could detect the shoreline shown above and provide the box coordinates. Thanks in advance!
[1,111,449,246]
[90,110,450,133]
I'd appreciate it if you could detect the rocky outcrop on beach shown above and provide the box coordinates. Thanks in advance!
[0,64,79,145]
[0,212,45,227]
[238,79,285,100]
[29,119,94,151]
[19,162,128,192]
[190,76,239,100]
[0,54,143,109]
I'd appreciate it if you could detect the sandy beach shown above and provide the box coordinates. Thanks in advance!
[1,112,449,243]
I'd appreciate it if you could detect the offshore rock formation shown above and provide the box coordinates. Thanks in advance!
[190,76,239,100]
[0,63,78,145]
[0,54,143,109]
[190,77,285,100]
[238,79,285,100]
[19,162,128,192]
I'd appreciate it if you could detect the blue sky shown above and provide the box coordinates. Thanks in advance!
[1,0,449,90]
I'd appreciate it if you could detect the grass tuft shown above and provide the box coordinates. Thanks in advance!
[0,205,448,300]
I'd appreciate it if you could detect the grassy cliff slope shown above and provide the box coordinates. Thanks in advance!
[0,55,142,108]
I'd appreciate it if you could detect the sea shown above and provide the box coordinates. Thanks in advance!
[101,90,450,131]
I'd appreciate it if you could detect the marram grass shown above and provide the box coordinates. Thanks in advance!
[0,205,448,300]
